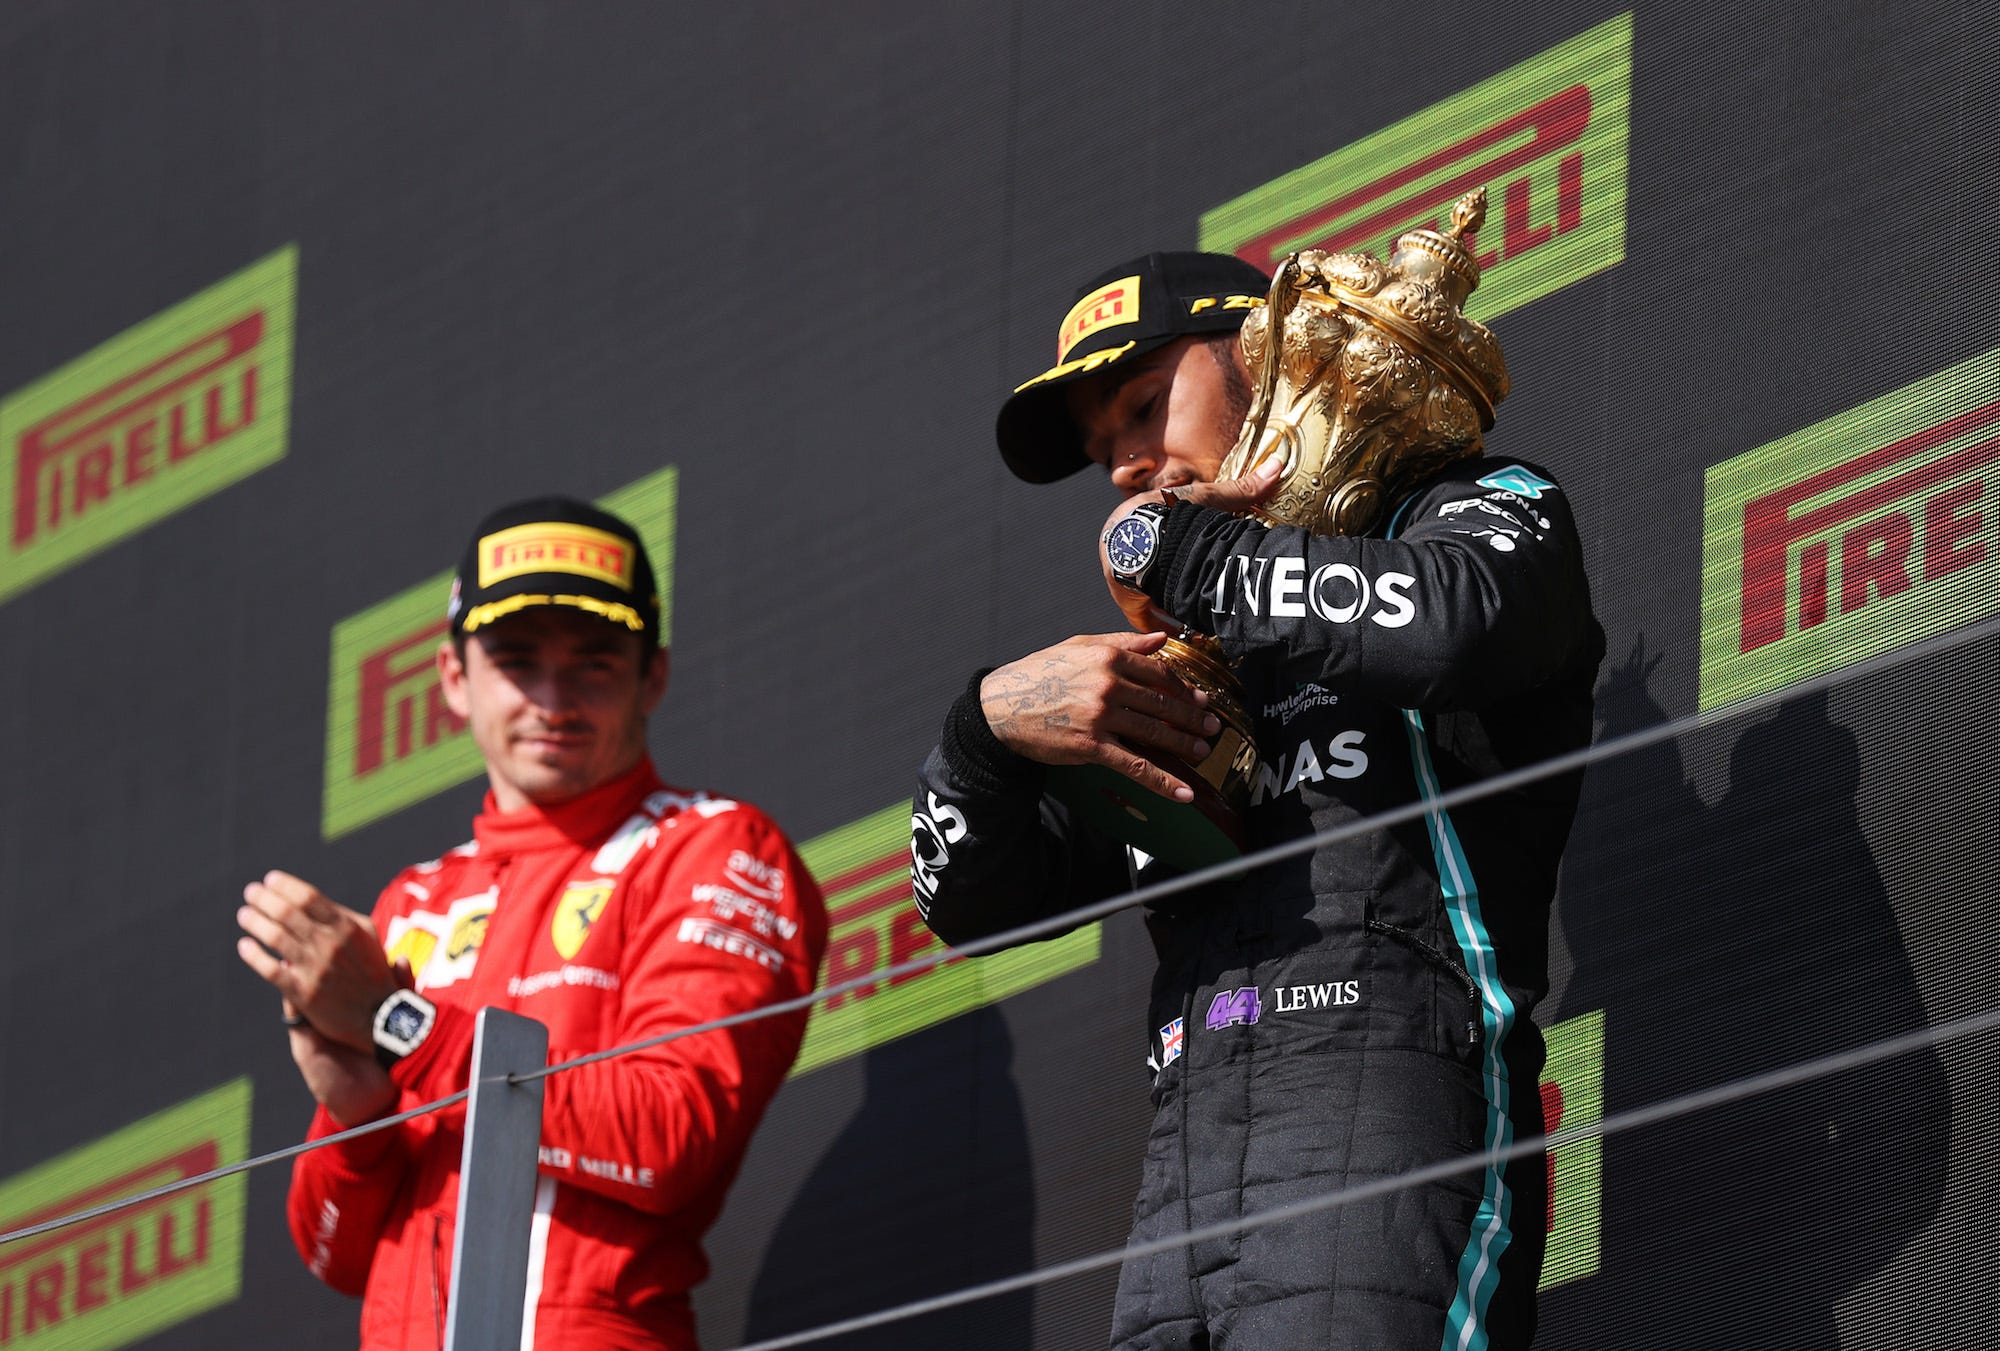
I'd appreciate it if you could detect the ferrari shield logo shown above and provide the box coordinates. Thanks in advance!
[553,880,614,959]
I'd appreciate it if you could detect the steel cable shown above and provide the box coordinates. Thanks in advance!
[725,1005,2000,1350]
[0,609,1990,1261]
[507,607,2000,1085]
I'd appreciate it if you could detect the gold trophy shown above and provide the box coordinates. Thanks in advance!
[1053,189,1511,870]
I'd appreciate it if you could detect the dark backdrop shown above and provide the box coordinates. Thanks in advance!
[0,3,1993,1348]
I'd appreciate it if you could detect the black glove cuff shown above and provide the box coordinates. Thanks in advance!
[939,668,1045,797]
[1146,501,1221,617]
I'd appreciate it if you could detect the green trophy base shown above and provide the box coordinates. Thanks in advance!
[1045,761,1245,872]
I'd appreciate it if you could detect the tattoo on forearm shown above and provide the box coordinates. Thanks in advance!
[1016,677,1069,710]
[984,667,1080,742]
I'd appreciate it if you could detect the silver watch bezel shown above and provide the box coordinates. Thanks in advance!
[1105,499,1171,588]
[372,988,438,1061]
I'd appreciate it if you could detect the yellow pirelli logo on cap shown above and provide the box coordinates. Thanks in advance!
[477,522,633,590]
[1055,275,1140,362]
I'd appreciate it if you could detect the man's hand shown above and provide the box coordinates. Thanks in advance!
[237,871,399,1054]
[1101,455,1284,630]
[1162,450,1284,516]
[980,632,1222,802]
[284,1000,398,1126]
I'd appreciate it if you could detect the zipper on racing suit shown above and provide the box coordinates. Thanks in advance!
[1367,917,1483,1049]
[430,1213,445,1350]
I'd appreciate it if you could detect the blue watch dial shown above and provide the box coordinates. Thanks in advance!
[385,1003,425,1040]
[1106,513,1159,577]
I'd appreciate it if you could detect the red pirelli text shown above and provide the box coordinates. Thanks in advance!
[1234,86,1590,274]
[1738,399,1999,653]
[818,852,959,1009]
[353,620,467,778]
[11,313,266,550]
[0,1144,218,1342]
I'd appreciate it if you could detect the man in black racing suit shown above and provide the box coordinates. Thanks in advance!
[910,250,1603,1350]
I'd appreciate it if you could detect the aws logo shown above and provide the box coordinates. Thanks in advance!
[1210,555,1418,628]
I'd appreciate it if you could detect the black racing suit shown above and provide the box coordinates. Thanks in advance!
[911,456,1603,1350]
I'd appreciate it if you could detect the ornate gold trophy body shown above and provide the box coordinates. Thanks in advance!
[1052,190,1511,870]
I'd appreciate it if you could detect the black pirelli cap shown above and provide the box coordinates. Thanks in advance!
[995,251,1270,483]
[446,496,661,650]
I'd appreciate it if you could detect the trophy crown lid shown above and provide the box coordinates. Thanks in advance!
[1449,188,1488,237]
[1289,185,1507,428]
[1386,187,1488,311]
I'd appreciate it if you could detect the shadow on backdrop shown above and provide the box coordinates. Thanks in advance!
[1553,641,1950,1349]
[743,1006,1035,1350]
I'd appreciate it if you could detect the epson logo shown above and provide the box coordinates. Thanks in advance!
[1210,555,1417,628]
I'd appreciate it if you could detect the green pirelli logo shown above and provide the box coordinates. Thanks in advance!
[1538,1009,1602,1290]
[0,247,298,604]
[0,1078,251,1350]
[1701,346,2000,710]
[790,802,1100,1076]
[1200,13,1631,323]
[321,465,677,839]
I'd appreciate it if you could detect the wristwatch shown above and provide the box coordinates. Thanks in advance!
[372,988,438,1069]
[1103,498,1174,591]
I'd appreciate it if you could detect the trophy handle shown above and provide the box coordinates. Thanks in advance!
[1216,256,1305,485]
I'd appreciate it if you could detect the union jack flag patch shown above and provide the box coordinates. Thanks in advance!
[1159,1017,1185,1067]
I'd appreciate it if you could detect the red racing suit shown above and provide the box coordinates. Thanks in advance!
[286,760,827,1350]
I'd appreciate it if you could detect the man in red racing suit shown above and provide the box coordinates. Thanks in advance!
[238,497,826,1349]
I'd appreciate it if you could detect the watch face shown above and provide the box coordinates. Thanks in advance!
[1105,513,1158,576]
[385,1003,425,1041]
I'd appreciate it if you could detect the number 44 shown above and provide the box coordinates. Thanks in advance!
[1204,986,1262,1031]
